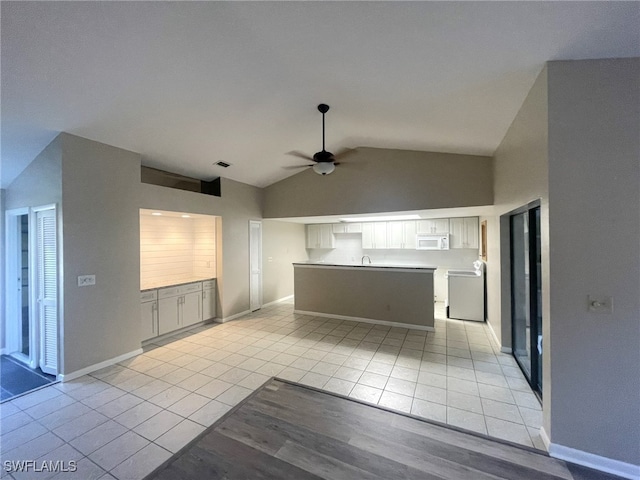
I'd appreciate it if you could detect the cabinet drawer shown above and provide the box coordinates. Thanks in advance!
[140,290,157,302]
[202,279,216,289]
[179,282,202,295]
[158,286,181,299]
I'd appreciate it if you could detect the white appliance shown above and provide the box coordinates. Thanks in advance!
[446,260,485,321]
[416,233,449,250]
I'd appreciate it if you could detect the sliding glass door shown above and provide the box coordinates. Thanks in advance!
[510,203,542,396]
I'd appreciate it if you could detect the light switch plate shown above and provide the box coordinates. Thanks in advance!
[588,295,613,314]
[78,275,96,287]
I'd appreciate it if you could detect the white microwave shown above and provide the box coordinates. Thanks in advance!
[416,234,449,250]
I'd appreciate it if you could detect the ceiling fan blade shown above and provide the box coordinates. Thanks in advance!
[333,148,356,160]
[283,165,313,170]
[286,150,314,161]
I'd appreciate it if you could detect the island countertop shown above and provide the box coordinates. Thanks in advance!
[293,262,437,272]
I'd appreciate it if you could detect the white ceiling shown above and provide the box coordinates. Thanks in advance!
[2,1,639,189]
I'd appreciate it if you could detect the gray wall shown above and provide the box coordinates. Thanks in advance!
[139,177,263,319]
[0,189,4,350]
[294,266,434,328]
[487,66,551,437]
[4,136,63,209]
[3,137,63,354]
[264,148,493,218]
[262,220,307,304]
[60,134,142,375]
[547,58,640,465]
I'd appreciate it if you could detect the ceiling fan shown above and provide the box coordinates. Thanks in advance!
[286,104,353,175]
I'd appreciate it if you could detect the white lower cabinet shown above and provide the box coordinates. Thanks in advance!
[182,291,202,328]
[140,290,158,341]
[158,294,181,335]
[202,280,217,321]
[143,280,214,339]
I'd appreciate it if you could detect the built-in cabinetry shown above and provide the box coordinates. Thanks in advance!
[306,224,335,249]
[362,222,388,249]
[449,217,479,249]
[141,279,216,341]
[202,280,216,322]
[140,290,158,341]
[306,217,479,250]
[416,219,450,234]
[387,221,417,249]
[332,223,362,234]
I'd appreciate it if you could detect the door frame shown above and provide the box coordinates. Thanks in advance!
[4,204,60,375]
[507,199,542,397]
[249,220,262,312]
[5,207,37,368]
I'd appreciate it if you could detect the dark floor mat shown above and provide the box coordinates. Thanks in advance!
[0,355,56,401]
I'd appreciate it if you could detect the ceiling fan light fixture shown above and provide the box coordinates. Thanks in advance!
[312,162,335,176]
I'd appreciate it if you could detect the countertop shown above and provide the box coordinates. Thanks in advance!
[293,262,436,271]
[141,277,216,292]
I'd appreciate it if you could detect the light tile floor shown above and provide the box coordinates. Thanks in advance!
[0,300,543,479]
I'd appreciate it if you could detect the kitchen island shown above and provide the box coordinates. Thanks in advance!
[293,262,437,331]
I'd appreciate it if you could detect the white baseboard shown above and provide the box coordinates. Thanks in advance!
[540,426,551,451]
[294,310,435,332]
[486,319,510,352]
[262,295,294,308]
[0,348,6,355]
[542,427,640,480]
[219,309,251,323]
[58,348,143,382]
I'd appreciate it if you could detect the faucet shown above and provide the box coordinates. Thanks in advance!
[361,255,372,265]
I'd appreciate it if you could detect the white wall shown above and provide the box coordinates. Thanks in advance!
[547,58,640,467]
[140,212,217,289]
[262,220,308,305]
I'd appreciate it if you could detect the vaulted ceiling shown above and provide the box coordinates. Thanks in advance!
[2,1,639,189]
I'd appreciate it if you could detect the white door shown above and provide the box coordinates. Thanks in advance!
[35,207,58,375]
[249,221,262,312]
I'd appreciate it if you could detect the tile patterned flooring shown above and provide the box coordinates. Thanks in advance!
[0,300,543,479]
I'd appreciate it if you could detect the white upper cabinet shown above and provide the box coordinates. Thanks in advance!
[306,224,335,249]
[332,223,363,234]
[362,222,388,249]
[387,221,417,249]
[449,217,479,249]
[416,218,450,234]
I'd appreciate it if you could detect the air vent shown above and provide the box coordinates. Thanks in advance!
[215,161,231,168]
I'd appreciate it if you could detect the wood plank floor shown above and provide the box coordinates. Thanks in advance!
[145,378,624,480]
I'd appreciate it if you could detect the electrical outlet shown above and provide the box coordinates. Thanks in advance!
[268,257,273,262]
[588,295,613,314]
[78,275,96,287]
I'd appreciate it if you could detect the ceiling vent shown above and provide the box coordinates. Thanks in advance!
[215,161,231,168]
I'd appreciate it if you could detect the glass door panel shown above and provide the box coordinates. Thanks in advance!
[511,212,531,379]
[510,205,542,396]
[19,214,30,357]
